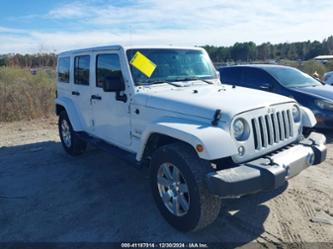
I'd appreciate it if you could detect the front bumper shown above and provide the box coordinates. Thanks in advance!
[206,132,327,198]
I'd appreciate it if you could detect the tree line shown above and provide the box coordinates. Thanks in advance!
[0,35,332,67]
[0,53,57,68]
[203,35,333,62]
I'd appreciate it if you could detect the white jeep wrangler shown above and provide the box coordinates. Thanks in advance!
[55,45,327,231]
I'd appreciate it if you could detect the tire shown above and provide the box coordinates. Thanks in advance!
[150,142,221,232]
[58,111,87,156]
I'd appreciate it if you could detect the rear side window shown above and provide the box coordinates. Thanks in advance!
[241,68,274,88]
[57,57,70,83]
[74,55,90,85]
[96,54,122,88]
[219,67,242,84]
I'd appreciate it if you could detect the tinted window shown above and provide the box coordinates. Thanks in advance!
[74,55,90,85]
[241,68,274,88]
[96,54,122,88]
[219,67,242,84]
[264,67,321,88]
[57,57,70,83]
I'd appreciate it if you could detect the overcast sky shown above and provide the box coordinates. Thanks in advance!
[0,0,332,53]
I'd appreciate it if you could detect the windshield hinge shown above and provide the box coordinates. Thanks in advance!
[211,109,222,126]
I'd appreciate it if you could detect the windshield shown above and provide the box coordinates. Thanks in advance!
[264,67,322,88]
[126,49,217,86]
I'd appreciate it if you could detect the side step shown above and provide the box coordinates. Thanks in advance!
[77,132,140,166]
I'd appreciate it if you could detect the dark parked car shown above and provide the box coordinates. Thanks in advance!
[218,65,333,128]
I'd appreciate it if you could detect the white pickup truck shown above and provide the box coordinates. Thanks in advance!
[55,45,327,231]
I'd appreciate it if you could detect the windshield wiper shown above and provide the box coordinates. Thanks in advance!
[174,77,214,84]
[138,80,181,87]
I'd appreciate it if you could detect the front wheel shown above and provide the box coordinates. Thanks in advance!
[150,142,221,232]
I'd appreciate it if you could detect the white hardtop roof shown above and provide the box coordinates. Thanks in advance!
[57,45,204,56]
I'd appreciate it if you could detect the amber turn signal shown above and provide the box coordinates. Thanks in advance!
[196,144,204,152]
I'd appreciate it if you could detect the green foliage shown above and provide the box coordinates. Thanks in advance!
[300,60,327,76]
[203,35,333,63]
[0,67,55,122]
[230,42,256,62]
[0,53,56,68]
[278,60,301,68]
[324,61,333,71]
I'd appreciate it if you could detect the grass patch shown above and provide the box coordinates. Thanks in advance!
[0,67,55,122]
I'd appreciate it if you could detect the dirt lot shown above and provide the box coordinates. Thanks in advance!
[0,117,333,247]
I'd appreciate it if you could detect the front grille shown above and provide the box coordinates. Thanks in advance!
[251,109,293,150]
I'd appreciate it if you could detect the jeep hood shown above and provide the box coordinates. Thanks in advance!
[134,84,294,121]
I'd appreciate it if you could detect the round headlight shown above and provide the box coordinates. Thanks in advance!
[292,105,301,123]
[233,118,249,141]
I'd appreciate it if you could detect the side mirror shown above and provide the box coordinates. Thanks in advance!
[103,72,125,92]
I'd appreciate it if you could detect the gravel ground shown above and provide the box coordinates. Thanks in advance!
[0,117,332,247]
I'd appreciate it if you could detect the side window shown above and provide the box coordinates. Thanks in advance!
[57,57,70,83]
[219,68,242,85]
[74,55,90,85]
[241,68,274,89]
[96,54,122,88]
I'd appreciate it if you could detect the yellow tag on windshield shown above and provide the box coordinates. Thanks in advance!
[130,51,156,78]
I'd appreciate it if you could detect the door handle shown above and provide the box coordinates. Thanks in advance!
[91,95,102,100]
[72,91,80,96]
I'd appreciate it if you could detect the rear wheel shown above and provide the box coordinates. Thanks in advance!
[58,111,87,156]
[150,142,221,232]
